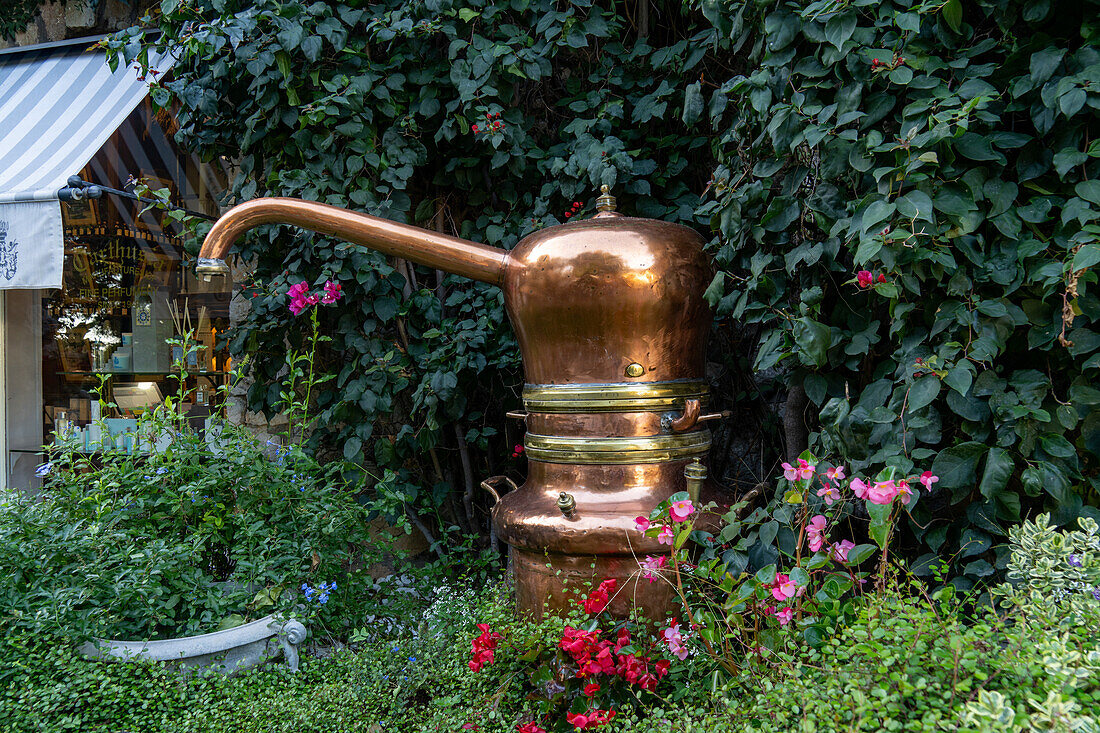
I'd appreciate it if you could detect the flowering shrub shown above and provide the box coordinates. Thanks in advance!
[699,0,1100,590]
[635,451,939,669]
[465,580,682,732]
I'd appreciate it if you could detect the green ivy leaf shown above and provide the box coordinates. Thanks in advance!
[793,317,831,367]
[907,375,941,413]
[682,81,704,125]
[941,0,963,32]
[978,447,1013,498]
[931,442,986,490]
[1075,180,1100,206]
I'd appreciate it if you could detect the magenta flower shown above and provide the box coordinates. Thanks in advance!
[866,480,899,505]
[806,515,828,552]
[287,281,320,315]
[896,480,913,505]
[816,484,841,506]
[657,525,674,545]
[771,573,800,601]
[796,458,816,480]
[321,280,343,304]
[781,462,799,481]
[919,471,939,490]
[640,554,668,582]
[831,540,856,563]
[775,607,794,625]
[669,499,695,522]
[634,516,652,532]
[850,477,870,500]
[826,465,846,482]
[662,621,689,660]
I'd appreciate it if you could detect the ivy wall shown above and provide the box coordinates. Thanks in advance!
[105,0,1100,585]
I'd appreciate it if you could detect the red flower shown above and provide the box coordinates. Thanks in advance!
[468,624,502,672]
[856,270,873,288]
[877,273,887,283]
[472,125,479,133]
[564,212,572,218]
[583,682,600,697]
[516,724,546,733]
[580,579,617,615]
[566,709,616,730]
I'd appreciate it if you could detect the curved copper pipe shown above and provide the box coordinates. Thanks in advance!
[668,398,701,432]
[197,198,509,285]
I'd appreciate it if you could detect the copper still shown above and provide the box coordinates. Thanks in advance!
[197,186,724,620]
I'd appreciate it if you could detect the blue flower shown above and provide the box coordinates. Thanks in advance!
[330,581,337,591]
[156,467,168,475]
[301,583,310,592]
[1068,554,1083,567]
[408,656,416,662]
[34,462,53,478]
[1093,587,1100,601]
[318,592,329,604]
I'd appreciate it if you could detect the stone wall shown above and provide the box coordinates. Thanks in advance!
[0,1,153,49]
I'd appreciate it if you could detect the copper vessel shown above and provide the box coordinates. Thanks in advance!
[197,187,723,620]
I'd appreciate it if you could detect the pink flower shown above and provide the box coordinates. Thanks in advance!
[920,471,939,490]
[857,270,873,288]
[662,621,689,660]
[287,281,317,315]
[806,515,828,552]
[826,465,846,482]
[866,480,899,505]
[640,555,668,582]
[896,479,913,505]
[850,477,870,499]
[781,462,799,481]
[669,499,695,522]
[796,458,816,480]
[776,607,794,625]
[771,573,800,601]
[816,484,840,506]
[321,280,343,304]
[634,516,651,532]
[657,525,674,545]
[831,540,856,563]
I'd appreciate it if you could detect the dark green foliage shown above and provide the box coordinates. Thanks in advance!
[699,0,1100,586]
[0,0,58,41]
[104,0,722,538]
[106,0,1100,585]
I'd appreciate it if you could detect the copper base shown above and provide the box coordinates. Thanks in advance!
[511,547,676,622]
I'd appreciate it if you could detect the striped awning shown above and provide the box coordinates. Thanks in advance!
[0,39,172,289]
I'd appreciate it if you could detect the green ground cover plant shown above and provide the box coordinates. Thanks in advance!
[2,513,1097,732]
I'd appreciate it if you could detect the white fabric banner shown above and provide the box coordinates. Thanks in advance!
[0,199,62,290]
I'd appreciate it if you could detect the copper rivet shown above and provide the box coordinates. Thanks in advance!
[625,362,645,378]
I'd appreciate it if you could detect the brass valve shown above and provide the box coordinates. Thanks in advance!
[557,491,577,518]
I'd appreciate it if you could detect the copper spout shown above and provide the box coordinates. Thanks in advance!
[197,198,509,285]
[667,398,702,432]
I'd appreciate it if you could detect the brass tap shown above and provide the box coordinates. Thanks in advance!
[684,457,707,503]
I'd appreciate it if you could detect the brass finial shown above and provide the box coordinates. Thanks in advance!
[595,184,616,213]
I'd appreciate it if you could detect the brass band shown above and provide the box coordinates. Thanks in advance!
[524,430,711,464]
[522,380,708,414]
